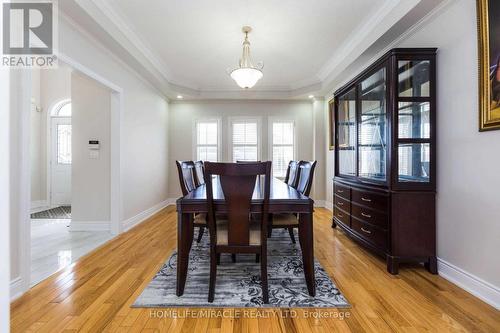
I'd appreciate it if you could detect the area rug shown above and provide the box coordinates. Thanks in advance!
[133,229,349,308]
[31,206,71,219]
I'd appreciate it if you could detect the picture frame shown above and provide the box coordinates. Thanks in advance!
[328,98,335,150]
[477,0,500,131]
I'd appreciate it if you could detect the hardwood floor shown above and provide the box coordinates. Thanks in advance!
[11,206,500,332]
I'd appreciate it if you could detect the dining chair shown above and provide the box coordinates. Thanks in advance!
[284,160,300,188]
[193,160,205,186]
[236,160,261,163]
[204,161,272,303]
[272,160,317,243]
[175,160,207,243]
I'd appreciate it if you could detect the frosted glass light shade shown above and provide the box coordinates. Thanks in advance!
[230,67,263,89]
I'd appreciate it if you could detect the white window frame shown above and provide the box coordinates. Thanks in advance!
[193,118,222,162]
[269,117,297,179]
[228,117,262,162]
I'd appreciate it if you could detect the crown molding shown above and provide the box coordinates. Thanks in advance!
[69,0,443,100]
[319,0,452,98]
[58,10,170,101]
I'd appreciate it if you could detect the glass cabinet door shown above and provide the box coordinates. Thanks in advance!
[358,68,387,181]
[397,60,432,184]
[337,88,356,176]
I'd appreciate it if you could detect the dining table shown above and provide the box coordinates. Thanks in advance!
[175,176,315,297]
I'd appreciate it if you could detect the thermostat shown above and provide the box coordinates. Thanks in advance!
[88,140,100,150]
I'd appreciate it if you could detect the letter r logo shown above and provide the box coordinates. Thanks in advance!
[3,2,53,55]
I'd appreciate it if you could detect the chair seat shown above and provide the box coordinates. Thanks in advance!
[216,220,261,245]
[272,213,299,226]
[194,213,207,224]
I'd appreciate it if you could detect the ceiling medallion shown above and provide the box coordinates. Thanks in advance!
[228,26,264,89]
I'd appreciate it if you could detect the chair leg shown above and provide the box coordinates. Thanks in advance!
[261,249,269,304]
[231,254,236,263]
[255,254,260,263]
[196,226,205,243]
[216,253,221,265]
[288,227,296,244]
[208,249,217,303]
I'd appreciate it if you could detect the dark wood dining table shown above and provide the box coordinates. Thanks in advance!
[176,176,316,297]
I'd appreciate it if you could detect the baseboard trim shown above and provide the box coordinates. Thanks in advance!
[438,258,500,310]
[69,221,111,231]
[324,201,333,212]
[10,277,24,301]
[121,198,176,232]
[313,200,326,208]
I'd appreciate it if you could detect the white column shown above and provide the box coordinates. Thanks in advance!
[0,68,11,332]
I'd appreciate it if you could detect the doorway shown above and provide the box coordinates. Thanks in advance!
[49,100,72,207]
[28,62,118,287]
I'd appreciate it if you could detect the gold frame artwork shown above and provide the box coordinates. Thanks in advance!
[478,0,500,131]
[328,98,335,150]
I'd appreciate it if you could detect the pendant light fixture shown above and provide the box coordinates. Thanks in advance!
[228,26,263,89]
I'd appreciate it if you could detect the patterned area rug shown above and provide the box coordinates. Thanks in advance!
[31,206,71,219]
[133,229,349,308]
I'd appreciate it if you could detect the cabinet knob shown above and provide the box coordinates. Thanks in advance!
[361,212,371,218]
[361,197,372,202]
[361,227,372,234]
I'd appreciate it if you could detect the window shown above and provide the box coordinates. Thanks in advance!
[271,121,295,177]
[195,120,219,161]
[57,124,72,164]
[230,119,259,162]
[51,100,72,117]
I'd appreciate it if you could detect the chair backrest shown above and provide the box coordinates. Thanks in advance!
[175,160,196,196]
[296,161,317,196]
[284,160,300,188]
[236,160,261,163]
[204,162,271,247]
[193,160,205,186]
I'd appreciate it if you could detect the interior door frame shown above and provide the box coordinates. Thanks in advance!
[17,53,124,295]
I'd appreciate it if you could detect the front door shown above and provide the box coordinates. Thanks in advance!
[50,117,71,206]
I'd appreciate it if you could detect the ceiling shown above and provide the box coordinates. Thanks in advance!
[61,0,448,100]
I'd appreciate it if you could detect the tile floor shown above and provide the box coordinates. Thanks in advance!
[30,219,112,286]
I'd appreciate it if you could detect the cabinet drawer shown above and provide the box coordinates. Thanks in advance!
[334,183,351,200]
[333,207,350,227]
[351,188,388,212]
[351,203,388,229]
[351,218,387,250]
[334,195,350,212]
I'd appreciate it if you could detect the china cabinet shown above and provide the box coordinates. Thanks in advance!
[332,48,437,274]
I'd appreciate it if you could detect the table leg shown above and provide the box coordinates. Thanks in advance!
[176,211,193,296]
[298,210,315,297]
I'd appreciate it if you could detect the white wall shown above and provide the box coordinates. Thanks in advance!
[9,14,170,296]
[71,72,111,223]
[168,100,322,199]
[30,69,43,204]
[325,0,500,302]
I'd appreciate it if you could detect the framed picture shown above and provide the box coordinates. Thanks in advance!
[328,98,335,150]
[478,0,500,131]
